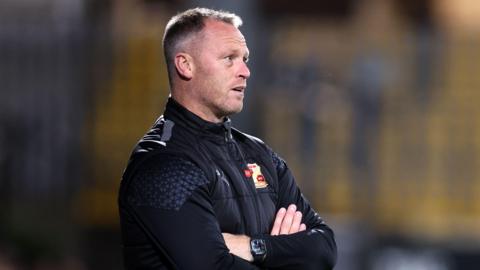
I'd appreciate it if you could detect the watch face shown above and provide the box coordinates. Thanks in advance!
[251,239,266,255]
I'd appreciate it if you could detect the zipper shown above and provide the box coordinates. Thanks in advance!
[248,165,263,234]
[226,131,263,234]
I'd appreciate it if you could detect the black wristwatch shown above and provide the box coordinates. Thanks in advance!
[250,238,267,263]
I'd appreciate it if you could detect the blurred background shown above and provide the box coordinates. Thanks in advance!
[1,0,480,269]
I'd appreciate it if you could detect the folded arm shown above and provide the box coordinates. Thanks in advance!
[222,204,306,261]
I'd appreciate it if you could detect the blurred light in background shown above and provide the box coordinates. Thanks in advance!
[1,0,480,269]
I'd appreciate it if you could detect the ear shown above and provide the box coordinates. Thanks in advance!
[174,53,194,80]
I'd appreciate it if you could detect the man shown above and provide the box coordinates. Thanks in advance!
[118,7,337,270]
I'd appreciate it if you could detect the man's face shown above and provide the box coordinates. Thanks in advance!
[190,20,250,122]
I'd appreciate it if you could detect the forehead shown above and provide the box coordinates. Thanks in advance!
[201,19,247,46]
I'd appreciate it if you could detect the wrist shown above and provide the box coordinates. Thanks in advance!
[222,233,254,262]
[243,235,254,262]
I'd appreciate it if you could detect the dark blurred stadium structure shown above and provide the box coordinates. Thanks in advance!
[1,0,480,269]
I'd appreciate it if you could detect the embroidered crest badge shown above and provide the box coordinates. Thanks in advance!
[246,163,268,189]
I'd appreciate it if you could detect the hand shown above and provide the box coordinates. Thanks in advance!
[270,204,307,236]
[222,233,253,262]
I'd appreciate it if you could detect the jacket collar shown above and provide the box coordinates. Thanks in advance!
[163,97,233,141]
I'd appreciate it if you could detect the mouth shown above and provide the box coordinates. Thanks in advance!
[231,86,246,92]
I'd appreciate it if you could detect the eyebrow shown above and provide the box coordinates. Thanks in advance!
[224,47,249,59]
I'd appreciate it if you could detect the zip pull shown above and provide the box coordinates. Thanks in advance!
[224,130,230,142]
[223,118,233,141]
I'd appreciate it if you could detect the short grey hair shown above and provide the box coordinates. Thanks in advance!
[162,7,243,87]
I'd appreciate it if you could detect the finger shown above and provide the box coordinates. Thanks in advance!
[289,211,303,234]
[279,204,296,235]
[299,223,307,231]
[270,207,286,236]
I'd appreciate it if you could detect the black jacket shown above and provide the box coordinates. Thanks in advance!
[118,98,337,269]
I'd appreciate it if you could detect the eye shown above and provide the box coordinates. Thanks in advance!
[223,55,235,66]
[243,56,249,63]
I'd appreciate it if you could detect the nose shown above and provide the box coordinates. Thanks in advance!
[238,61,250,80]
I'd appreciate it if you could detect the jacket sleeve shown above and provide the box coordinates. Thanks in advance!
[122,155,260,270]
[255,150,337,270]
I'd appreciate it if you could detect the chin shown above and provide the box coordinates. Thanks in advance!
[222,105,243,116]
[232,103,244,114]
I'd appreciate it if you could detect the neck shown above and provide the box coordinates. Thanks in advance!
[171,88,224,124]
